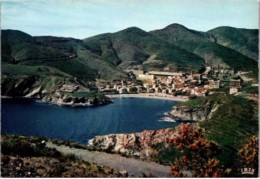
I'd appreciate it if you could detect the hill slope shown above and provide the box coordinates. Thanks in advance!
[83,27,205,72]
[207,26,258,61]
[151,24,258,77]
[2,23,258,95]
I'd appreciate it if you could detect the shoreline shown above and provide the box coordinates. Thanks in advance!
[1,96,112,107]
[106,93,189,102]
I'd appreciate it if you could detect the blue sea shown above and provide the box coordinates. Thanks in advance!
[1,98,180,144]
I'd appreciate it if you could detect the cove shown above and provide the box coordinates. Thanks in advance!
[1,98,180,144]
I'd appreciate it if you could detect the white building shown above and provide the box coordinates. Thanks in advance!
[230,87,240,94]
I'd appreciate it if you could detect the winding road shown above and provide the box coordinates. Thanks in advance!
[46,142,171,177]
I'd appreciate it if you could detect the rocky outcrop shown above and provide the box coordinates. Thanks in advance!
[169,103,219,122]
[1,75,40,98]
[88,126,181,159]
[42,92,112,107]
[1,75,112,107]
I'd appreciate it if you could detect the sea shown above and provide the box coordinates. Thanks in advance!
[1,98,180,144]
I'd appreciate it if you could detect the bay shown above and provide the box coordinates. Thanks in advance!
[1,98,180,144]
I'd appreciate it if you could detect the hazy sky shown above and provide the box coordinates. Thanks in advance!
[2,0,259,39]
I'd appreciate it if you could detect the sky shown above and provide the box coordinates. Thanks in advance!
[1,0,259,39]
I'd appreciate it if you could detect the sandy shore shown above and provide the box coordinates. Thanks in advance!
[106,93,189,102]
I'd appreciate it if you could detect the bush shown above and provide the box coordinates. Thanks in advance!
[238,136,258,177]
[169,124,223,177]
[1,135,61,157]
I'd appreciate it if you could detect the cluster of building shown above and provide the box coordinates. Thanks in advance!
[100,66,250,98]
[53,65,255,101]
[97,67,244,97]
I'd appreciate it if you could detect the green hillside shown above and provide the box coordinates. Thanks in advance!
[207,26,258,61]
[83,27,205,72]
[2,23,258,83]
[177,94,258,172]
[2,30,71,62]
[178,94,258,167]
[151,24,258,77]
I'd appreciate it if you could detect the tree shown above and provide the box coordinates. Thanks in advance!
[169,124,223,177]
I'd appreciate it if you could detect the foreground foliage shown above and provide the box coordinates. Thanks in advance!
[238,136,259,177]
[1,135,124,177]
[169,124,223,177]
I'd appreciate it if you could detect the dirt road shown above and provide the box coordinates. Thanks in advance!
[46,142,171,177]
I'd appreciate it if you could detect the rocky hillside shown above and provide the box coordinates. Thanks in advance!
[169,104,219,122]
[88,94,258,168]
[1,135,124,177]
[88,126,183,163]
[169,95,223,122]
[168,94,258,167]
[1,73,111,107]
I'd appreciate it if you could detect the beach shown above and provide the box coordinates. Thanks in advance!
[106,93,189,102]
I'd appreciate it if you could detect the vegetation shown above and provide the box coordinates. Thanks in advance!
[169,123,258,177]
[151,23,258,79]
[176,94,226,108]
[152,142,182,165]
[207,26,258,61]
[2,24,258,86]
[84,27,204,72]
[238,136,258,177]
[2,63,71,77]
[200,96,258,167]
[208,87,229,93]
[174,94,258,176]
[242,85,258,94]
[1,135,124,177]
[1,25,259,177]
[51,138,90,150]
[1,135,58,157]
[169,124,223,177]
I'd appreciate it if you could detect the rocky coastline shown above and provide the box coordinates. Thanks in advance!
[1,75,112,107]
[168,103,219,122]
[88,126,182,160]
[87,99,220,159]
[41,92,112,107]
[2,94,112,107]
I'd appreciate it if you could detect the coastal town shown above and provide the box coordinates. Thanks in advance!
[95,66,257,100]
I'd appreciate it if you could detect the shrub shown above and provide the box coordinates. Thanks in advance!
[169,124,223,177]
[238,136,258,177]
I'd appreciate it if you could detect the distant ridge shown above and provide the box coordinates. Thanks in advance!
[2,23,258,81]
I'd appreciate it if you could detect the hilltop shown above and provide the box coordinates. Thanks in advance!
[151,24,258,77]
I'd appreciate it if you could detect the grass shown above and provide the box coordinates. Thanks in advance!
[176,94,226,108]
[207,26,258,61]
[151,24,258,79]
[84,27,204,73]
[199,95,258,167]
[242,85,258,94]
[175,94,258,168]
[67,92,104,98]
[2,63,71,77]
[20,58,98,80]
[152,143,182,165]
[1,134,61,158]
[208,87,229,93]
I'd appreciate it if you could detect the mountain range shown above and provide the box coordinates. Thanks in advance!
[1,23,258,96]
